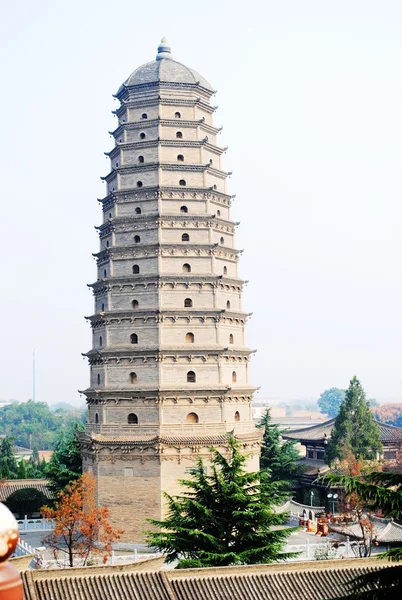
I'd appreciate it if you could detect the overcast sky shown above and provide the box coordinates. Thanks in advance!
[1,0,401,406]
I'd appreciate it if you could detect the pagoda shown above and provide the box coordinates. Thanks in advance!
[79,39,260,541]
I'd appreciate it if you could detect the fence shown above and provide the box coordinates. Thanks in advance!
[39,550,163,570]
[17,517,54,532]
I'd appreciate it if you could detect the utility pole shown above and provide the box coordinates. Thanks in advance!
[32,349,36,402]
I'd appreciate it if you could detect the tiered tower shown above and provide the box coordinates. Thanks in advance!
[79,39,260,542]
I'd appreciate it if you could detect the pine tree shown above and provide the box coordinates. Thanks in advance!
[16,459,27,479]
[146,436,297,568]
[326,376,382,465]
[46,425,83,493]
[257,409,302,481]
[0,436,18,479]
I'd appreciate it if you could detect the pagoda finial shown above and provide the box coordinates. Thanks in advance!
[156,37,172,61]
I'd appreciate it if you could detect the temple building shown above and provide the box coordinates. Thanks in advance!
[78,39,260,541]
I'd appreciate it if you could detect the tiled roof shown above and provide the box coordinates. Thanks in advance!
[0,479,53,502]
[330,516,402,543]
[20,560,392,600]
[283,419,402,444]
[91,431,259,446]
[275,499,326,514]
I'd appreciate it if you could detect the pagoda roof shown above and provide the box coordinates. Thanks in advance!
[330,516,402,544]
[282,418,402,444]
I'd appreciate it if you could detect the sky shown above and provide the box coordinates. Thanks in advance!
[0,0,401,406]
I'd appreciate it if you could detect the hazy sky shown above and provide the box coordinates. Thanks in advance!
[1,0,401,406]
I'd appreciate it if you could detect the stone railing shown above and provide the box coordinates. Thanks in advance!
[87,422,255,436]
[17,517,55,532]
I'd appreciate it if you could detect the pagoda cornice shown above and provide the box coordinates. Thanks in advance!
[83,346,254,359]
[88,273,247,291]
[85,308,251,324]
[101,163,229,181]
[107,140,225,160]
[94,243,241,263]
[81,387,257,400]
[97,186,234,206]
[97,213,235,229]
[115,80,215,102]
[109,118,221,137]
[114,96,216,114]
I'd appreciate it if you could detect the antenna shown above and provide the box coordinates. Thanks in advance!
[32,349,36,402]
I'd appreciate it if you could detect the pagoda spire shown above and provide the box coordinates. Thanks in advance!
[156,37,172,60]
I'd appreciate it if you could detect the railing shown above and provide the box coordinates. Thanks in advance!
[38,550,163,569]
[17,517,55,532]
[87,422,255,435]
[14,538,37,557]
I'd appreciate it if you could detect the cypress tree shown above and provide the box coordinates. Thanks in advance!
[257,409,302,482]
[326,376,382,465]
[147,436,296,568]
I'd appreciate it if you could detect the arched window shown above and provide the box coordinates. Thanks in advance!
[141,113,148,119]
[132,299,139,309]
[138,156,144,163]
[103,269,107,277]
[182,233,190,242]
[128,413,138,425]
[137,181,143,188]
[232,371,237,383]
[175,111,181,118]
[183,263,191,272]
[187,371,196,383]
[106,241,109,247]
[234,411,240,421]
[209,159,213,165]
[177,154,184,161]
[185,332,194,343]
[134,235,141,243]
[179,179,186,186]
[180,205,188,213]
[115,162,119,168]
[133,264,140,274]
[186,412,199,423]
[223,266,227,275]
[101,303,105,311]
[99,336,103,347]
[140,132,146,139]
[226,300,231,309]
[220,237,224,245]
[95,412,99,423]
[184,298,193,307]
[135,207,141,214]
[176,131,183,139]
[213,185,217,190]
[97,374,100,385]
[130,372,137,384]
[217,210,221,217]
[109,213,112,218]
[229,334,234,344]
[130,333,138,344]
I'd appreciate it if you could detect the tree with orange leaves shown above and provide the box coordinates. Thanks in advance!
[41,473,123,567]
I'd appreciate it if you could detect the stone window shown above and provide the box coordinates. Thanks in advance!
[213,185,217,190]
[223,266,227,275]
[183,263,191,273]
[103,269,107,277]
[229,334,234,344]
[109,213,112,218]
[97,374,100,385]
[226,300,231,309]
[95,412,99,424]
[179,179,186,186]
[130,333,138,344]
[130,372,137,384]
[141,113,148,119]
[176,131,183,139]
[177,154,184,161]
[180,205,188,213]
[185,332,194,343]
[234,411,240,421]
[187,371,196,383]
[99,336,103,347]
[186,412,199,423]
[217,210,221,217]
[106,241,109,247]
[220,237,224,245]
[138,156,144,163]
[128,413,138,425]
[132,299,139,309]
[115,162,119,168]
[184,298,192,307]
[182,233,190,242]
[140,132,146,139]
[210,159,213,165]
[133,264,140,274]
[135,207,141,214]
[101,303,105,311]
[175,111,181,118]
[137,181,143,188]
[134,235,141,243]
[232,371,237,383]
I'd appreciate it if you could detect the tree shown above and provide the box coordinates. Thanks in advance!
[326,377,382,465]
[257,409,302,481]
[46,425,83,493]
[146,436,297,568]
[6,488,48,518]
[16,459,27,479]
[325,470,402,599]
[0,436,18,479]
[41,473,123,567]
[317,387,345,417]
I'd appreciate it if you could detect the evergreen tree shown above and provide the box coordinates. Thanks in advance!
[147,436,296,568]
[0,436,18,479]
[46,425,83,493]
[326,376,382,465]
[257,409,302,481]
[16,459,27,479]
[317,387,346,417]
